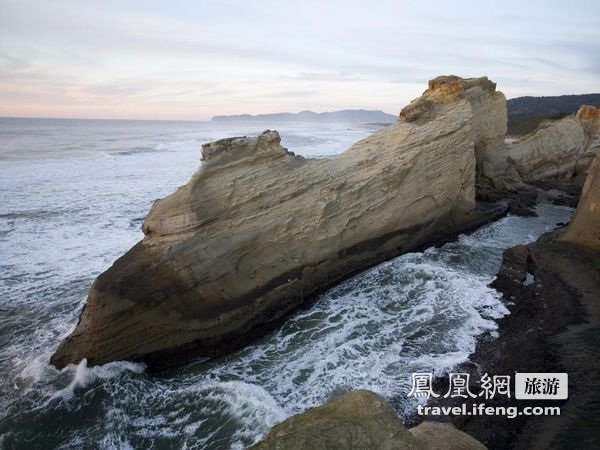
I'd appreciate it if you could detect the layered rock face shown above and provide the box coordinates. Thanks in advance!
[575,105,600,175]
[561,150,600,250]
[479,105,600,199]
[252,390,485,450]
[401,76,508,200]
[51,76,507,369]
[505,116,586,182]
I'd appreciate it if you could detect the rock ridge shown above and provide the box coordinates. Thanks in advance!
[50,75,507,369]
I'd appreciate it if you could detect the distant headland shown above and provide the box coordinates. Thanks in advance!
[211,109,396,123]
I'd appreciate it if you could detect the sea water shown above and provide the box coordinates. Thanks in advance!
[0,118,573,449]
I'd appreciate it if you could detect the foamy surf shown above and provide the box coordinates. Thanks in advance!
[0,118,574,448]
[51,359,146,401]
[192,254,509,418]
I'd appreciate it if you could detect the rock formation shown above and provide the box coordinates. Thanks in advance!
[505,116,585,182]
[51,76,508,369]
[478,105,600,200]
[574,105,600,175]
[409,421,486,450]
[561,150,600,250]
[251,390,486,450]
[250,390,422,449]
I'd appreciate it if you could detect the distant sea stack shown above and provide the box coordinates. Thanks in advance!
[211,109,396,123]
[50,75,509,369]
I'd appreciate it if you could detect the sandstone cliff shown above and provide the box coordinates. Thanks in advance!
[401,76,508,201]
[251,390,486,450]
[575,105,600,175]
[478,105,600,200]
[505,116,586,182]
[561,150,600,251]
[51,76,507,369]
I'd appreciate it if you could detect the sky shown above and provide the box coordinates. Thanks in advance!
[0,0,598,120]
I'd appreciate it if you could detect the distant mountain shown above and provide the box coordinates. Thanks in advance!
[506,93,600,136]
[507,94,600,116]
[211,109,396,123]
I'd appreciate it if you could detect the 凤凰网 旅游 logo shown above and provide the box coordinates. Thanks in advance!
[514,373,568,400]
[407,372,568,400]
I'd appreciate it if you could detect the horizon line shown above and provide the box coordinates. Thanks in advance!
[2,91,599,123]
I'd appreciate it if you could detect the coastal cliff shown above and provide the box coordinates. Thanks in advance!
[51,75,507,369]
[478,105,600,200]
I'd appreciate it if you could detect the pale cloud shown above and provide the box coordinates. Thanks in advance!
[0,0,598,119]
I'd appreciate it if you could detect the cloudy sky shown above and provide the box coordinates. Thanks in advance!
[0,0,598,120]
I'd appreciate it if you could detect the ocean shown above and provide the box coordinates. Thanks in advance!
[0,118,573,449]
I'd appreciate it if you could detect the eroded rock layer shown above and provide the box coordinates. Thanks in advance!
[51,76,506,369]
[478,105,600,200]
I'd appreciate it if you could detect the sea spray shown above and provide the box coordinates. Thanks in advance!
[51,359,146,401]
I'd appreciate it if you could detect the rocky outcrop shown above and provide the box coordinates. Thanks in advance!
[561,150,600,251]
[252,390,486,450]
[505,116,586,182]
[251,390,422,449]
[409,421,486,450]
[574,105,600,175]
[402,76,509,202]
[478,105,600,200]
[443,235,600,449]
[50,75,508,369]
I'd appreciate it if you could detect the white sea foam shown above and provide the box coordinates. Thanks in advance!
[200,257,508,416]
[52,359,146,401]
[197,381,287,448]
[19,353,52,383]
[97,434,135,450]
